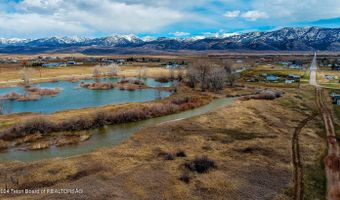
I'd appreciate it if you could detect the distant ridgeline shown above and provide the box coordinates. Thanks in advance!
[0,27,339,54]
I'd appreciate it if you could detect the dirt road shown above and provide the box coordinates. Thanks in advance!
[292,114,316,200]
[310,53,340,200]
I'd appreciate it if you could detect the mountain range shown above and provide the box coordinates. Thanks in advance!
[0,27,339,54]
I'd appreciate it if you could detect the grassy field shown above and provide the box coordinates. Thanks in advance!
[0,85,326,199]
[334,103,340,137]
[0,54,331,199]
[0,63,176,86]
[243,64,307,76]
[317,69,340,89]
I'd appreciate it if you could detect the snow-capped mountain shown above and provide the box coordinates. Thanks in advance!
[0,27,339,53]
[0,38,32,46]
[84,35,143,46]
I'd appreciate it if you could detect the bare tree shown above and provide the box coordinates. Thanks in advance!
[177,68,185,81]
[186,66,197,88]
[107,64,120,77]
[93,66,101,83]
[138,66,148,79]
[222,60,236,87]
[194,60,213,91]
[209,67,226,91]
[21,68,31,88]
[169,67,175,80]
[187,60,212,91]
[20,67,33,97]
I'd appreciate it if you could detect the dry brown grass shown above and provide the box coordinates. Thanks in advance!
[0,64,179,87]
[0,86,325,200]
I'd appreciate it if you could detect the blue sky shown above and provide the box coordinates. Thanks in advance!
[0,0,339,38]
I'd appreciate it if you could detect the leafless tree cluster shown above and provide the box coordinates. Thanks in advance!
[20,67,35,97]
[177,68,185,81]
[137,66,148,79]
[186,59,237,91]
[168,67,175,80]
[93,66,102,83]
[20,68,31,89]
[107,64,120,76]
[222,60,237,87]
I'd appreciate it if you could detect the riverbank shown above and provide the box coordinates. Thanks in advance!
[0,85,326,199]
[0,85,215,152]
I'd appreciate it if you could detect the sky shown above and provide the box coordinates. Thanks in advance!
[0,0,339,39]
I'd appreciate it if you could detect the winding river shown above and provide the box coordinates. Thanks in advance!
[0,97,235,162]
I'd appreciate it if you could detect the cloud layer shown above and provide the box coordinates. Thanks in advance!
[0,0,339,38]
[0,0,183,37]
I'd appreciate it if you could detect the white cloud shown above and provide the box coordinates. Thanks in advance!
[223,10,240,18]
[0,0,183,38]
[223,10,268,21]
[202,30,239,38]
[249,0,340,21]
[0,0,339,38]
[241,10,268,21]
[171,31,190,37]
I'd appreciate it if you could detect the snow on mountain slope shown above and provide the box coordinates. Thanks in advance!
[0,27,339,51]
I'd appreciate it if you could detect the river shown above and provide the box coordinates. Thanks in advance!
[0,97,235,162]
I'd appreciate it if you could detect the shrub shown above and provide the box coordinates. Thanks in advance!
[239,90,283,101]
[185,156,216,173]
[0,117,55,140]
[156,150,174,160]
[179,174,191,183]
[257,91,276,100]
[171,97,191,105]
[1,92,22,100]
[176,150,187,157]
[164,153,175,160]
[155,76,170,83]
[0,95,210,140]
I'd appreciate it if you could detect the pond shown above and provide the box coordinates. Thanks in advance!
[0,78,173,114]
[0,97,235,162]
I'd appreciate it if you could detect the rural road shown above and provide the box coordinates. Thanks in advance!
[309,52,318,86]
[310,53,340,200]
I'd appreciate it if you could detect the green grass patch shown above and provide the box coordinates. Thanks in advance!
[335,105,340,120]
[304,149,327,200]
[320,83,340,89]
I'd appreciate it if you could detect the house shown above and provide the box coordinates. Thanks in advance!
[287,74,301,81]
[325,75,339,80]
[67,61,83,65]
[277,61,292,66]
[285,79,295,84]
[42,62,66,67]
[266,75,279,81]
[289,64,303,70]
[67,61,77,65]
[166,64,181,69]
[332,96,340,105]
[330,92,340,97]
[116,59,126,65]
[331,92,340,105]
